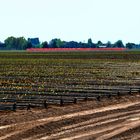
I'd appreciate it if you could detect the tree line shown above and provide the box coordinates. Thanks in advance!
[0,36,139,50]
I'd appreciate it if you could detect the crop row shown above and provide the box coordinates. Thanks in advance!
[0,52,139,98]
[0,87,139,111]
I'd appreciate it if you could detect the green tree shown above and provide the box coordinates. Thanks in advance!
[49,38,64,48]
[56,39,64,48]
[42,41,49,48]
[106,41,112,48]
[5,36,16,49]
[49,39,57,48]
[96,41,103,48]
[5,36,28,50]
[17,37,28,50]
[126,43,135,49]
[113,40,124,48]
[87,38,93,48]
[26,42,32,49]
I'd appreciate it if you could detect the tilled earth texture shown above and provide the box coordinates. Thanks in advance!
[0,94,140,140]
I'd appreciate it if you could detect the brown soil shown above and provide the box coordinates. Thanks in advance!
[0,94,140,140]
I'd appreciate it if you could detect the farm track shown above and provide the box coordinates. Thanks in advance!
[0,94,140,140]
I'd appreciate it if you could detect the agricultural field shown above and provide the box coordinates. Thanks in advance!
[0,51,140,139]
[0,51,140,93]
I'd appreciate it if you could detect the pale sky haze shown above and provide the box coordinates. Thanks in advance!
[0,0,140,44]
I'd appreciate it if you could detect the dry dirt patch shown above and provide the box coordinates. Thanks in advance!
[0,95,140,140]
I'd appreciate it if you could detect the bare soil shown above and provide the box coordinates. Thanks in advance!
[0,94,140,140]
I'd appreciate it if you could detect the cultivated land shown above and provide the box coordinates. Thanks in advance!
[0,51,140,140]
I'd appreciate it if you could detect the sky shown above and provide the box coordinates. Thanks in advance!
[0,0,140,44]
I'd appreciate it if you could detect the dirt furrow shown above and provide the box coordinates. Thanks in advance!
[23,109,140,140]
[58,119,140,140]
[96,119,140,140]
[1,100,140,131]
[31,110,140,140]
[1,100,140,140]
[21,104,140,140]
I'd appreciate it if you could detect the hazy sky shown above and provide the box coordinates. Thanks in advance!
[0,0,140,43]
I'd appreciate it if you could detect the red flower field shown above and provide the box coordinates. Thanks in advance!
[27,48,128,52]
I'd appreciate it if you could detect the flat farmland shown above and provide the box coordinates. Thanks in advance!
[0,51,140,140]
[0,51,140,92]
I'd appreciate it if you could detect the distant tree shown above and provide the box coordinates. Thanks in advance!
[96,41,103,48]
[106,41,112,48]
[113,40,124,48]
[4,36,16,49]
[76,42,87,48]
[56,39,65,48]
[4,36,28,50]
[42,41,49,48]
[63,41,79,48]
[26,42,32,49]
[87,38,93,48]
[126,43,135,49]
[49,38,64,48]
[49,39,57,48]
[17,37,28,50]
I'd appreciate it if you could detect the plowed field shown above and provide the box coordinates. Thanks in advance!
[0,51,140,140]
[1,94,140,140]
